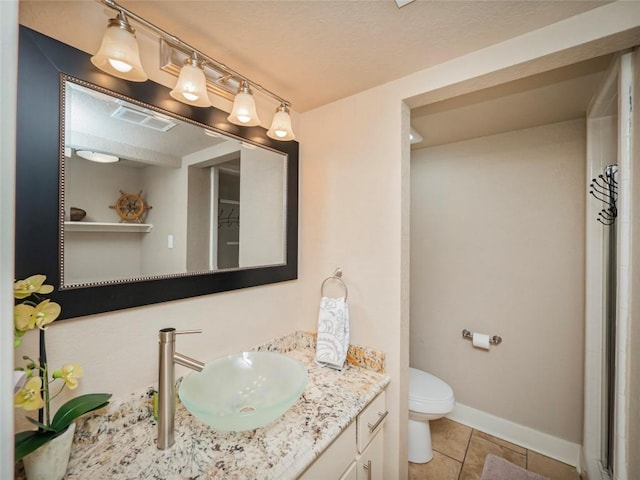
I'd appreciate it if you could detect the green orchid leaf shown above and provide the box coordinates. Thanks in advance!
[15,430,57,462]
[25,416,56,432]
[50,393,111,432]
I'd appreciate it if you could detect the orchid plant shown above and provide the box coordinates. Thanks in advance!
[13,275,111,462]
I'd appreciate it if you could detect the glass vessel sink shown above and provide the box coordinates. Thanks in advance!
[179,351,308,431]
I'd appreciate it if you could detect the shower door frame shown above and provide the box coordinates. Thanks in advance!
[583,51,634,480]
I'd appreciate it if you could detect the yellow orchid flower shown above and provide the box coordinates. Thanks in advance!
[14,377,44,411]
[14,303,36,332]
[13,300,60,333]
[32,300,61,329]
[14,275,54,299]
[53,364,84,389]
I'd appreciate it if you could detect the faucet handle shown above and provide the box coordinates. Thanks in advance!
[175,329,202,335]
[159,328,202,343]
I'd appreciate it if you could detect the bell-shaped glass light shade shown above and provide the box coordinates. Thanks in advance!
[91,15,147,82]
[267,103,295,141]
[170,59,211,107]
[227,82,261,126]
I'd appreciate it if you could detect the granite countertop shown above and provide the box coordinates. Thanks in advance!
[56,332,389,479]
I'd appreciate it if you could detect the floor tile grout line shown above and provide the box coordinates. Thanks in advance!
[472,428,528,457]
[432,447,465,466]
[457,428,474,480]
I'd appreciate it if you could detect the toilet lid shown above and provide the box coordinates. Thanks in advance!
[409,368,455,414]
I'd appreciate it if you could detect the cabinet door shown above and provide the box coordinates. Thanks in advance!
[357,429,384,480]
[340,461,357,480]
[298,422,357,480]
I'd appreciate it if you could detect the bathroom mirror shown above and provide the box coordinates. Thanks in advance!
[15,26,298,319]
[62,80,287,286]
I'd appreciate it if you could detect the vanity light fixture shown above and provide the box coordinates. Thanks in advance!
[93,0,295,140]
[75,150,120,163]
[169,54,212,107]
[227,81,261,126]
[267,102,295,141]
[91,11,148,82]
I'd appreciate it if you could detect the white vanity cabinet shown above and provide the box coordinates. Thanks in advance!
[299,390,387,480]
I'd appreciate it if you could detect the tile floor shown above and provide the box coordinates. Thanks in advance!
[408,418,583,480]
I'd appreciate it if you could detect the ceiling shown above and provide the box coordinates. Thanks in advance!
[21,0,617,148]
[411,53,614,148]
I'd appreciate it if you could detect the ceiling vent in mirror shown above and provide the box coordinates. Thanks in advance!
[111,105,177,132]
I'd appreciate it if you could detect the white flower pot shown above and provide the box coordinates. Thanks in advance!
[23,423,75,480]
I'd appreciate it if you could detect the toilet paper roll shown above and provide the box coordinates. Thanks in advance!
[472,332,491,350]
[13,371,27,394]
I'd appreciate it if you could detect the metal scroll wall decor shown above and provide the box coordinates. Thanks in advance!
[589,164,618,226]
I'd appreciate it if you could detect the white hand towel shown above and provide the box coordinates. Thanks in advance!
[315,296,350,370]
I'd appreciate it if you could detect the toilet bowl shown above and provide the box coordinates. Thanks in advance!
[408,367,455,463]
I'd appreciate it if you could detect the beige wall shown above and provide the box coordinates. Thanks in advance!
[297,89,409,479]
[186,165,211,272]
[139,164,188,276]
[63,154,190,282]
[410,119,586,443]
[64,157,145,283]
[239,147,286,267]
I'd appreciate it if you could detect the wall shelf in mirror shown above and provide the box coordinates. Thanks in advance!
[64,222,153,233]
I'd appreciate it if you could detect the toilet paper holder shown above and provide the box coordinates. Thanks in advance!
[462,329,502,345]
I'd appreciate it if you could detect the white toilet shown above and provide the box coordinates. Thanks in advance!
[408,367,455,463]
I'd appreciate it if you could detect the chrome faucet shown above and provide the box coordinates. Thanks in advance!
[157,327,205,450]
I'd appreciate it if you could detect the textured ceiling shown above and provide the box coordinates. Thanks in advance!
[102,0,611,112]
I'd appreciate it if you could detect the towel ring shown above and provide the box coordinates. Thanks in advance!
[321,268,348,300]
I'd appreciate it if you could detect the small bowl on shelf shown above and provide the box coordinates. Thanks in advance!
[69,207,86,221]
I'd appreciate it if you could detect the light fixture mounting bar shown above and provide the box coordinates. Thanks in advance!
[159,39,239,102]
[100,0,291,108]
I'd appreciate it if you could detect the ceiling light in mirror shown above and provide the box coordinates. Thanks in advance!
[75,150,120,163]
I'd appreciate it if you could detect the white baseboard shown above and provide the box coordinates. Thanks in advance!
[447,403,582,468]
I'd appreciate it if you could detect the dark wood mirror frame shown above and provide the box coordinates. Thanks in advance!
[15,26,298,320]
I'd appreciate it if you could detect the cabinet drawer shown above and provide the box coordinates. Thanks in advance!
[356,391,387,453]
[299,422,357,480]
[357,429,384,480]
